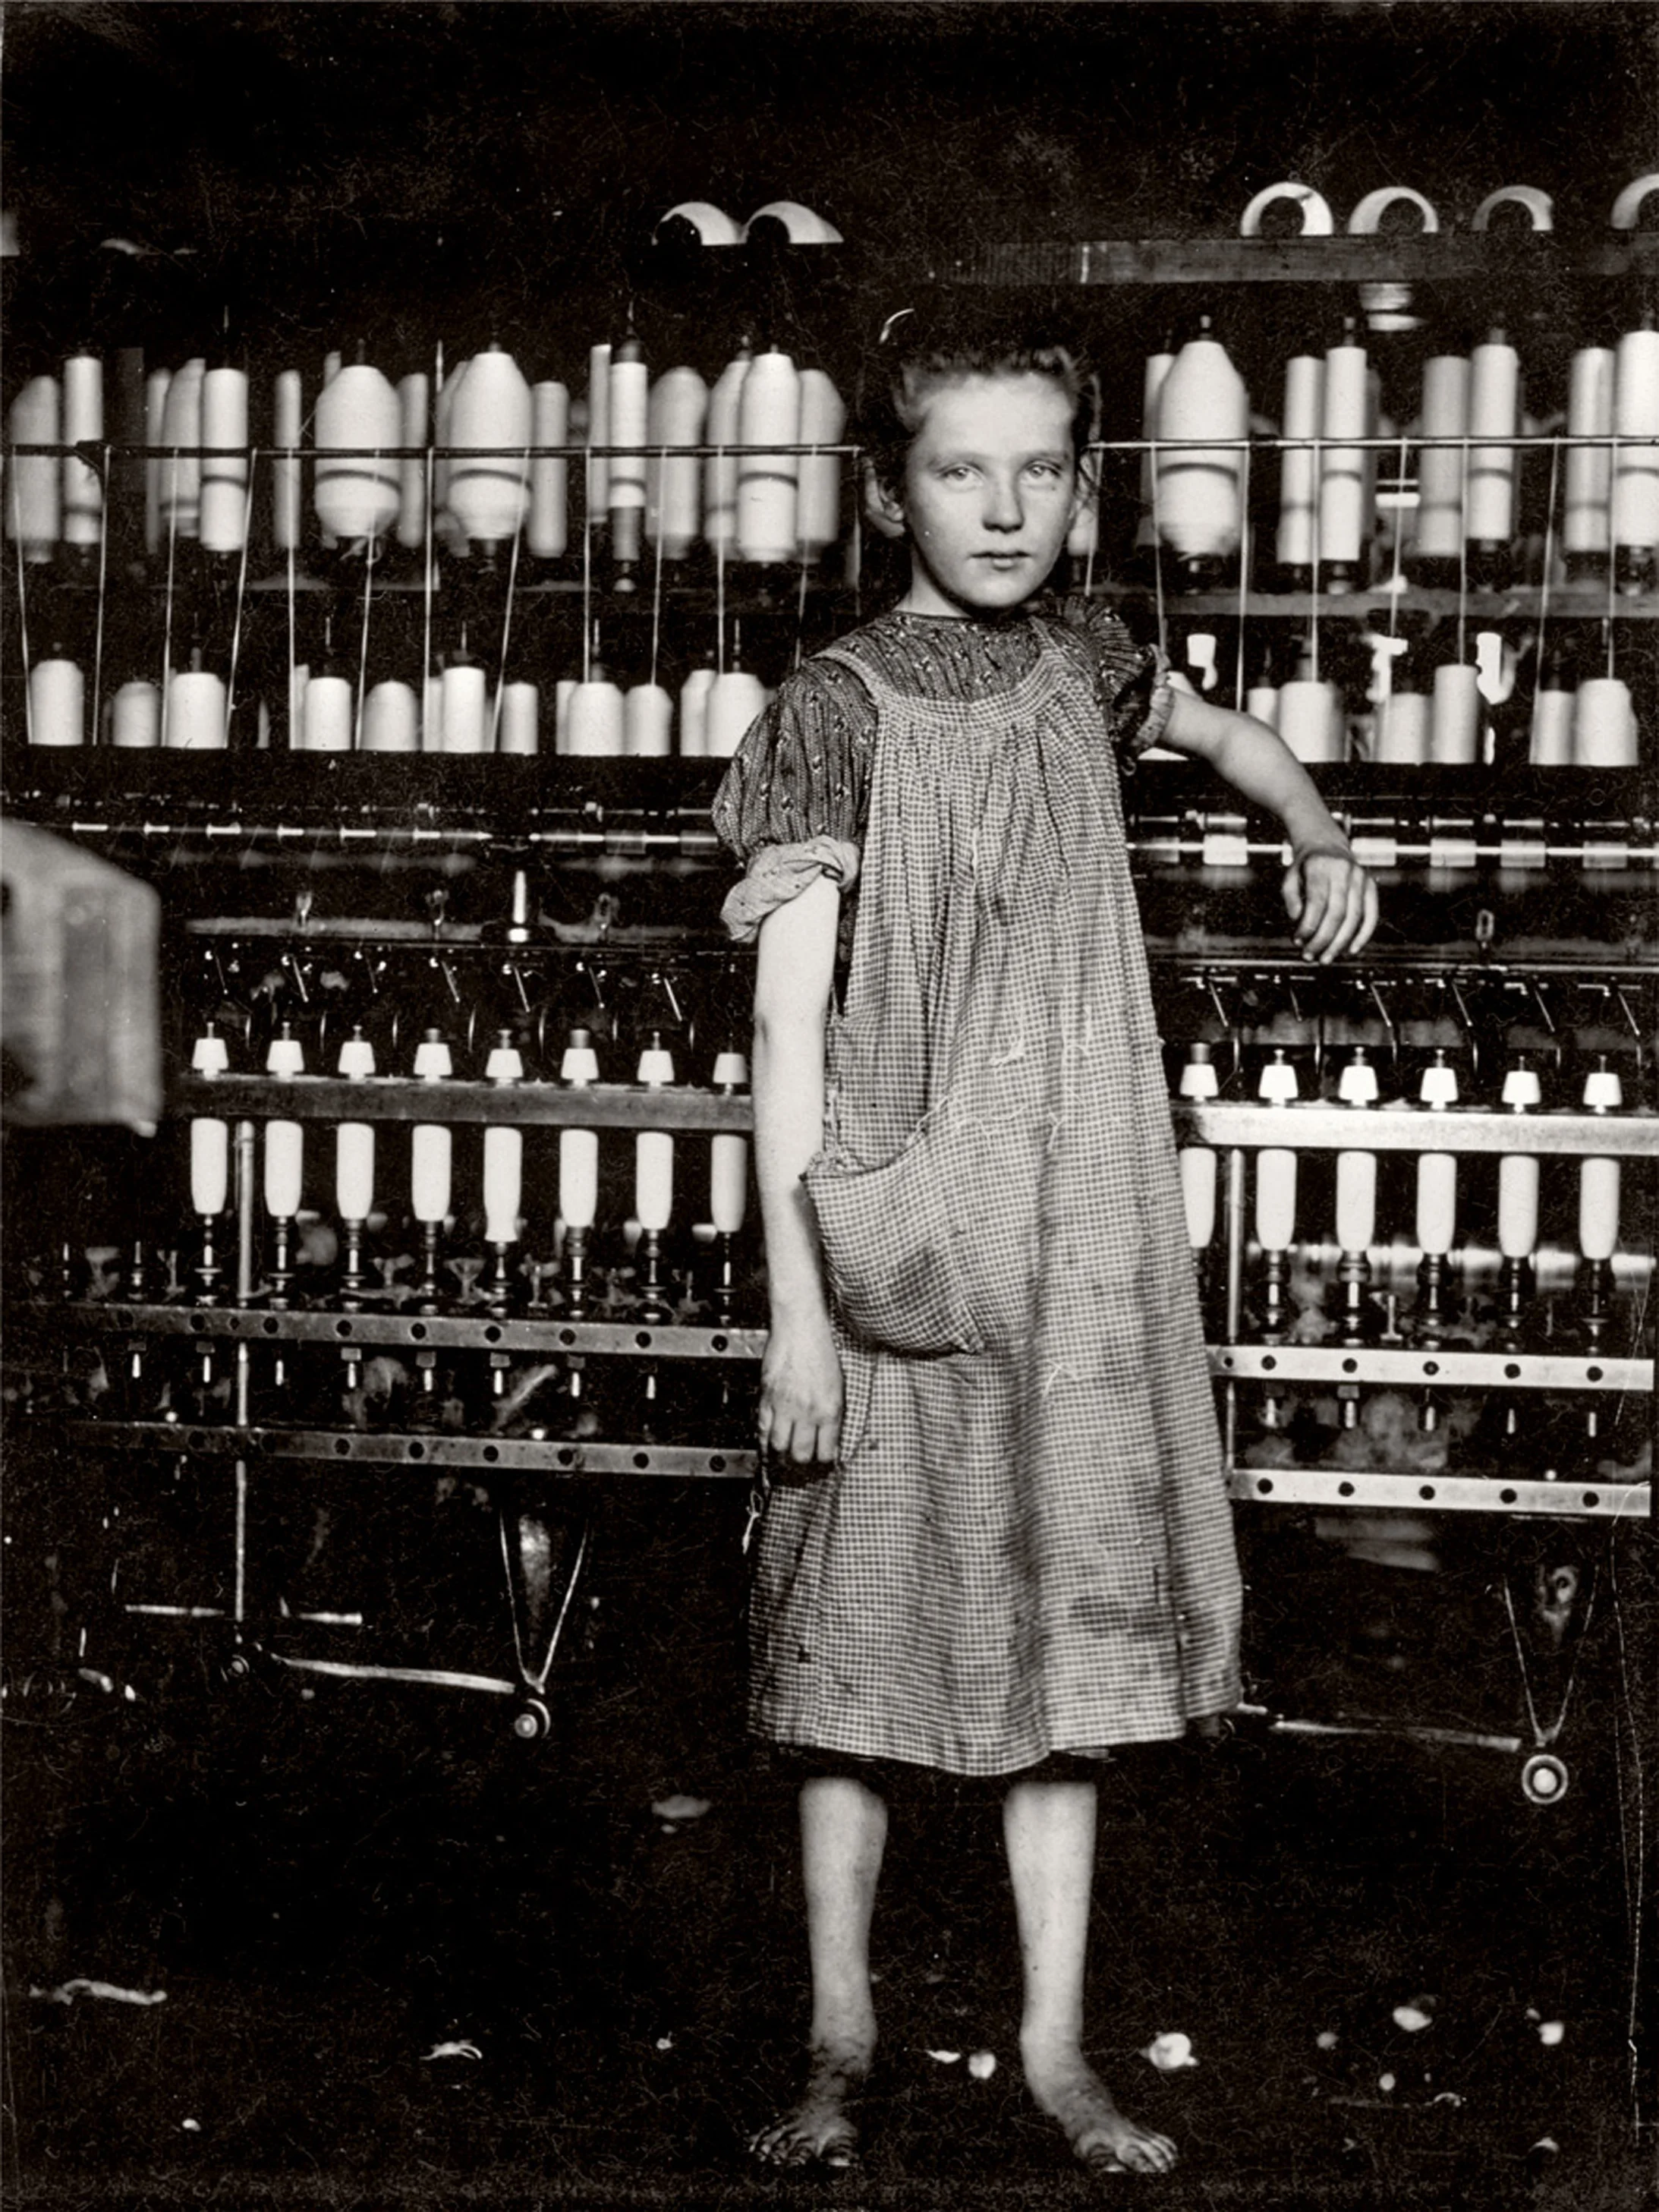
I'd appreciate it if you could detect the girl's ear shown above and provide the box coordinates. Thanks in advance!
[860,456,907,541]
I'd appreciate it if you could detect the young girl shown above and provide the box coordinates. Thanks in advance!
[711,317,1378,2179]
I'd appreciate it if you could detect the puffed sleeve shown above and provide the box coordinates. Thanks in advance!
[710,655,877,943]
[1058,594,1175,770]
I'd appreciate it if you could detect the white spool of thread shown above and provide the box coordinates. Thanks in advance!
[704,670,767,758]
[1563,348,1614,566]
[704,344,751,556]
[7,376,61,556]
[678,666,713,757]
[797,367,846,562]
[1374,690,1430,764]
[498,681,540,757]
[27,657,84,747]
[159,358,205,540]
[1579,1065,1622,1262]
[584,342,610,521]
[1245,683,1280,729]
[301,673,354,753]
[411,1122,452,1227]
[1336,1150,1378,1253]
[1277,676,1344,764]
[1415,1152,1457,1257]
[441,663,490,754]
[335,1123,376,1226]
[143,367,172,556]
[1431,663,1482,765]
[559,1029,601,1231]
[565,679,626,758]
[1256,1149,1298,1255]
[1529,676,1576,767]
[264,1120,304,1222]
[361,679,420,754]
[529,380,570,559]
[1498,1154,1540,1259]
[61,354,104,547]
[737,347,801,566]
[272,369,303,553]
[1611,325,1659,562]
[422,673,445,754]
[112,678,162,748]
[608,342,650,528]
[647,366,707,559]
[625,682,675,758]
[635,1041,676,1234]
[1318,333,1371,575]
[448,345,533,546]
[554,679,576,753]
[199,367,249,553]
[190,1117,230,1218]
[314,363,401,544]
[1176,1045,1220,1253]
[395,372,429,550]
[710,1048,750,1235]
[1154,324,1248,565]
[1572,676,1639,768]
[1275,353,1324,573]
[1466,332,1520,548]
[1135,348,1174,553]
[164,670,228,751]
[1415,355,1469,564]
[483,1125,524,1248]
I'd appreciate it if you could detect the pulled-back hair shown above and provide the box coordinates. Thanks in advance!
[858,303,1100,503]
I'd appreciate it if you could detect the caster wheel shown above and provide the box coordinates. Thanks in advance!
[512,1699,551,1742]
[222,1652,252,1684]
[1521,1751,1569,1805]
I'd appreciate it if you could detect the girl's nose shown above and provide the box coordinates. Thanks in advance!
[984,473,1024,531]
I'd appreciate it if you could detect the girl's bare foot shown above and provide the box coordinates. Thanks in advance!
[1022,2037,1178,2176]
[748,2040,870,2169]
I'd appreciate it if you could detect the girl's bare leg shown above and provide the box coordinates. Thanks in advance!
[1003,1775,1178,2176]
[751,1772,888,2168]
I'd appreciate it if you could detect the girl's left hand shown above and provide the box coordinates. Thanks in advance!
[1282,847,1378,963]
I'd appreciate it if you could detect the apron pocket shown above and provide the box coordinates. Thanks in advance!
[804,1127,984,1358]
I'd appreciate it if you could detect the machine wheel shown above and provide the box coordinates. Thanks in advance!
[1520,1751,1569,1805]
[512,1698,551,1741]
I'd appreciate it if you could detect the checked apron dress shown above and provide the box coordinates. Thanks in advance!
[714,607,1241,1776]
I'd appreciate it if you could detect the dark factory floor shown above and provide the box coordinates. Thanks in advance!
[4,1484,1654,2212]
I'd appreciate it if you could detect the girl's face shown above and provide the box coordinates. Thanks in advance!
[881,372,1081,619]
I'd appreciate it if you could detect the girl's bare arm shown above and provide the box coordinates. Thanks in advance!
[752,873,845,1465]
[1160,688,1380,963]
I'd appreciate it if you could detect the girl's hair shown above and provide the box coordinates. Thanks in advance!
[858,304,1100,501]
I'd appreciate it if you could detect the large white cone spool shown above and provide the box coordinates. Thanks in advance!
[1563,348,1613,564]
[1256,1151,1297,1253]
[498,681,540,756]
[608,345,650,528]
[636,1045,675,1233]
[411,1124,452,1224]
[1611,325,1659,562]
[559,1032,600,1232]
[61,354,104,547]
[1245,683,1280,728]
[1154,326,1248,563]
[447,346,531,545]
[264,1122,304,1221]
[565,679,625,758]
[1466,334,1520,547]
[710,1048,750,1234]
[1572,676,1638,767]
[737,347,801,565]
[647,367,707,559]
[704,345,751,556]
[199,367,249,553]
[335,1124,376,1223]
[625,682,674,758]
[1431,663,1482,765]
[112,679,162,748]
[314,364,401,544]
[143,367,171,556]
[190,1118,230,1217]
[796,369,845,561]
[1318,334,1371,572]
[441,663,489,754]
[678,666,714,757]
[529,380,570,559]
[1275,353,1324,572]
[6,375,61,556]
[27,659,83,747]
[301,673,354,752]
[1415,355,1469,563]
[159,358,205,540]
[362,679,420,753]
[1529,679,1576,767]
[1498,1156,1539,1256]
[272,370,303,553]
[1375,689,1430,764]
[1415,1152,1457,1256]
[164,670,228,750]
[483,1126,523,1246]
[1278,677,1344,763]
[705,670,767,758]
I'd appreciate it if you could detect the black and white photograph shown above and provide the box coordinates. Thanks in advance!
[2,5,1655,2207]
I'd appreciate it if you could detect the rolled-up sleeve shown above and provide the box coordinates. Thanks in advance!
[710,657,876,942]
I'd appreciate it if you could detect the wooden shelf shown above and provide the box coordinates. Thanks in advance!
[943,234,1659,290]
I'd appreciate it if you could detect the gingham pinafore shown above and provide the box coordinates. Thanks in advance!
[716,608,1241,1776]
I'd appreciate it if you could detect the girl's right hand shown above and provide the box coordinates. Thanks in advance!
[759,1310,844,1467]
